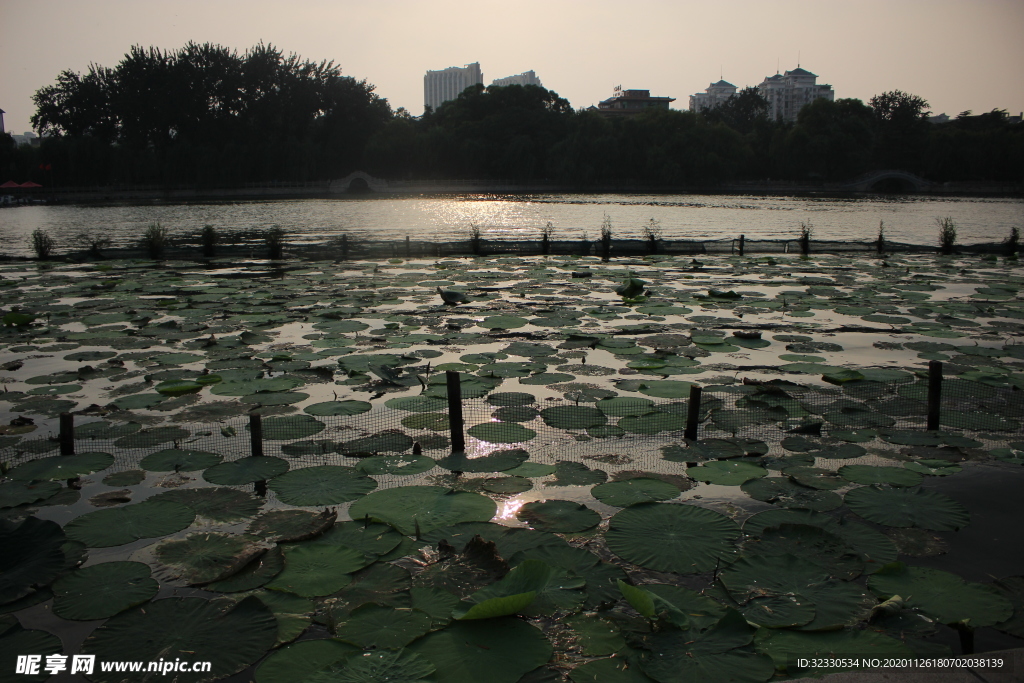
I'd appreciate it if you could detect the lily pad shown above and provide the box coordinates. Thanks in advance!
[254,639,359,683]
[140,448,222,472]
[689,461,768,486]
[548,461,608,487]
[0,516,66,605]
[268,466,377,506]
[82,596,277,682]
[741,478,842,512]
[844,486,970,530]
[153,487,263,523]
[356,454,437,475]
[349,486,497,535]
[7,452,114,481]
[436,448,528,473]
[52,561,159,620]
[64,499,196,547]
[303,400,372,416]
[156,533,272,585]
[266,544,370,597]
[466,422,536,444]
[606,503,739,574]
[203,456,289,485]
[591,478,680,507]
[868,563,1013,626]
[258,414,325,440]
[838,465,923,487]
[517,500,601,533]
[407,618,552,683]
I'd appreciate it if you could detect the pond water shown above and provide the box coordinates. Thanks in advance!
[1,193,1022,258]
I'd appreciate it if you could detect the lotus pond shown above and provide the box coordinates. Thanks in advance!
[2,251,1024,682]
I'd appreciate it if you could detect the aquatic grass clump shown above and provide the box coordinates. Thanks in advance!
[600,215,613,262]
[140,223,169,260]
[798,222,813,257]
[76,232,112,259]
[937,217,957,255]
[643,218,662,254]
[201,225,218,257]
[265,226,286,260]
[876,221,886,255]
[469,223,482,256]
[30,229,56,259]
[540,222,554,255]
[1005,227,1020,258]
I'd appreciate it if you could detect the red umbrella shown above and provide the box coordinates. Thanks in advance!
[19,181,42,188]
[0,180,20,188]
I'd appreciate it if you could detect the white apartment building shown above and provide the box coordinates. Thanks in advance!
[491,70,543,88]
[757,67,834,122]
[424,62,484,112]
[688,80,738,112]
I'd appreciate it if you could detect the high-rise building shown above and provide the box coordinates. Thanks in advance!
[757,67,834,122]
[424,62,484,112]
[688,80,738,112]
[491,70,543,88]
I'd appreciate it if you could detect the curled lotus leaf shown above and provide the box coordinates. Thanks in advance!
[868,563,1013,627]
[246,509,336,544]
[517,500,601,533]
[606,503,740,574]
[155,533,272,585]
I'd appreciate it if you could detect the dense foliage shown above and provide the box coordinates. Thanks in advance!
[2,48,1022,188]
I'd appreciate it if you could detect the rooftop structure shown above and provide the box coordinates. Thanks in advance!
[595,87,675,116]
[424,62,484,112]
[689,80,737,112]
[491,70,543,88]
[757,66,834,122]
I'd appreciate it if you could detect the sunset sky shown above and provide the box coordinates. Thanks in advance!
[2,0,1022,135]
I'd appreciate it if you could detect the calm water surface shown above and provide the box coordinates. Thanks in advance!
[1,193,1021,257]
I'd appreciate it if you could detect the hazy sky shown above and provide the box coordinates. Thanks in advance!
[2,0,1023,135]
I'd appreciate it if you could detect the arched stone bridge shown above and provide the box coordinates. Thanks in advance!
[329,171,390,193]
[839,170,934,193]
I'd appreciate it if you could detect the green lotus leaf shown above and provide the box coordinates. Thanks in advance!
[203,456,289,485]
[618,411,687,434]
[869,563,1013,627]
[844,486,970,530]
[690,461,767,486]
[246,510,336,544]
[755,628,913,676]
[903,460,962,476]
[591,478,680,507]
[64,499,196,547]
[407,618,552,683]
[140,448,222,472]
[254,639,359,683]
[266,544,370,597]
[155,379,204,396]
[784,466,848,490]
[75,420,142,440]
[565,614,625,657]
[257,414,325,440]
[337,431,414,455]
[308,649,435,683]
[744,523,864,581]
[152,487,263,523]
[594,397,655,417]
[456,559,584,619]
[156,532,271,585]
[720,553,873,631]
[569,658,657,683]
[312,521,405,558]
[478,315,529,329]
[8,452,114,481]
[436,448,528,473]
[356,454,437,475]
[334,605,433,649]
[111,393,169,410]
[205,546,285,593]
[547,461,608,487]
[505,462,557,478]
[385,395,448,412]
[607,503,740,574]
[401,412,450,430]
[487,392,536,406]
[82,597,278,683]
[53,561,158,620]
[268,466,377,506]
[240,391,309,406]
[517,500,601,533]
[637,610,775,683]
[740,477,842,511]
[466,422,536,444]
[520,372,576,385]
[349,486,497,535]
[101,470,146,486]
[211,376,305,396]
[303,400,372,416]
[0,480,61,508]
[838,464,923,487]
[0,623,63,683]
[113,425,190,448]
[0,517,66,605]
[636,380,695,398]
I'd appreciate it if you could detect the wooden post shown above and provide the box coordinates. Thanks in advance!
[250,413,264,457]
[738,234,745,256]
[341,234,349,260]
[405,236,411,257]
[446,370,465,452]
[685,385,702,441]
[59,412,75,455]
[927,361,943,430]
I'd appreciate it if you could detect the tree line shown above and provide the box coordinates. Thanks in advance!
[1,44,1021,188]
